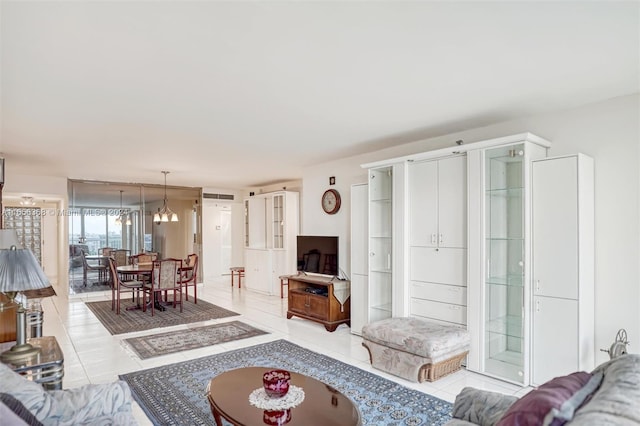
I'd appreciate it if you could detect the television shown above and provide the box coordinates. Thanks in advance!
[296,235,339,276]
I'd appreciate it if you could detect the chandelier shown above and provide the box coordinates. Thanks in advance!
[153,171,178,223]
[114,190,132,226]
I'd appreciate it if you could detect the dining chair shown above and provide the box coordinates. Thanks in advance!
[180,254,199,303]
[143,258,183,316]
[107,258,143,314]
[130,252,157,265]
[81,250,108,286]
[112,249,131,267]
[99,247,115,256]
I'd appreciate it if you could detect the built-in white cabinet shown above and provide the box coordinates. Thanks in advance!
[356,133,592,386]
[350,183,369,336]
[467,135,549,385]
[531,154,594,385]
[243,191,299,295]
[408,156,467,326]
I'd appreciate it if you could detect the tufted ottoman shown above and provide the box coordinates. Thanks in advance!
[362,317,470,382]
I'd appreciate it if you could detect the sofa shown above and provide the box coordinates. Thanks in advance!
[447,354,640,425]
[0,363,137,425]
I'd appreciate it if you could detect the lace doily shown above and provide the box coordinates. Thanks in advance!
[248,385,305,410]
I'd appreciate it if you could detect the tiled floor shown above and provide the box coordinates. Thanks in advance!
[41,277,529,425]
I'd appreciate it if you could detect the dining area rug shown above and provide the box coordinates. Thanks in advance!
[123,321,268,359]
[120,339,453,426]
[86,299,239,335]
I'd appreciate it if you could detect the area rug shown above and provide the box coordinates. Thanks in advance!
[123,321,269,359]
[86,299,239,335]
[120,339,452,426]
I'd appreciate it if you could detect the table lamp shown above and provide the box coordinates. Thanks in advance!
[0,245,51,362]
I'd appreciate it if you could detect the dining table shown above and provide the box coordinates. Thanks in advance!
[116,262,194,312]
[116,263,165,311]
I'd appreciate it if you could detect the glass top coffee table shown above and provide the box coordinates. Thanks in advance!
[207,367,362,426]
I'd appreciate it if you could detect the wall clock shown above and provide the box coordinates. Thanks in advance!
[321,189,341,215]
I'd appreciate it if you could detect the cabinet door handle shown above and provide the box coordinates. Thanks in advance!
[439,234,443,244]
[431,233,437,244]
[536,300,540,312]
[535,280,540,293]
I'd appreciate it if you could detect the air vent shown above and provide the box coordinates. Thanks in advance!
[203,193,234,201]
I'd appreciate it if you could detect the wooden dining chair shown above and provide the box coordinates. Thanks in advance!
[112,249,131,267]
[99,247,115,256]
[131,252,157,265]
[142,258,183,316]
[107,257,143,314]
[180,254,199,303]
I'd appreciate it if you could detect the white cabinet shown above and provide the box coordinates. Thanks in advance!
[467,135,550,385]
[409,156,466,249]
[531,154,594,385]
[243,191,299,295]
[408,156,467,326]
[350,183,369,335]
[245,248,271,294]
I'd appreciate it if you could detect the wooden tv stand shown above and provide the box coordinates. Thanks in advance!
[286,275,350,332]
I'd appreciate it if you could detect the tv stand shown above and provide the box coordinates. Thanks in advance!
[286,275,350,332]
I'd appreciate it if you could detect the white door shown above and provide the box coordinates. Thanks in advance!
[247,197,266,248]
[245,249,271,294]
[532,296,578,385]
[409,160,438,247]
[351,184,368,335]
[438,156,467,249]
[532,156,579,300]
[220,207,232,275]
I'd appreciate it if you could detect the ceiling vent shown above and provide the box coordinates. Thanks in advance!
[203,193,234,201]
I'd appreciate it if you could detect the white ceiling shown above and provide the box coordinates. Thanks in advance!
[1,1,638,190]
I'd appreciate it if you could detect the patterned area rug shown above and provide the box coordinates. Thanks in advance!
[86,299,239,335]
[123,321,268,359]
[120,339,452,426]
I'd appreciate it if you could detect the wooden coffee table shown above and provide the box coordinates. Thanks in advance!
[207,367,361,426]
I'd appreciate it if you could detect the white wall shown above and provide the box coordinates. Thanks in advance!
[301,94,639,365]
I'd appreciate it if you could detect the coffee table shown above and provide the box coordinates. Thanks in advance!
[207,367,361,426]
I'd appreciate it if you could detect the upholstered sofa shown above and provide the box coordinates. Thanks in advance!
[0,363,137,425]
[447,354,640,425]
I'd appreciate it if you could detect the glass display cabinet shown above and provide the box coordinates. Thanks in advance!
[483,144,527,383]
[368,166,393,322]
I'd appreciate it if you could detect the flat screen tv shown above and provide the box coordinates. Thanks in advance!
[296,235,339,276]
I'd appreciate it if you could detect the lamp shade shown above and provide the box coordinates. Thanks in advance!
[0,248,50,293]
[0,229,21,249]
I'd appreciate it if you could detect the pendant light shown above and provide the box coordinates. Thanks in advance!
[115,190,123,226]
[115,190,132,226]
[153,171,178,223]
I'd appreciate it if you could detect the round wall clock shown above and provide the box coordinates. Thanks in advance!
[321,189,341,215]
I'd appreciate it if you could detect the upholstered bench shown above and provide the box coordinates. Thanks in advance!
[362,317,470,382]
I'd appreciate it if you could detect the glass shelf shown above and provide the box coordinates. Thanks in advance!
[486,276,524,287]
[370,268,392,274]
[486,315,523,339]
[486,187,524,195]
